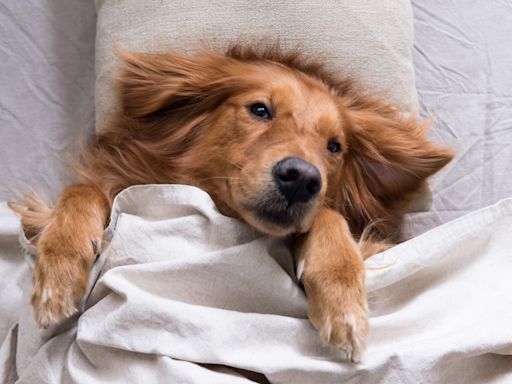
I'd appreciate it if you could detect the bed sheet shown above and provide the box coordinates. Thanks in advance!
[0,0,96,202]
[4,184,512,383]
[402,1,512,237]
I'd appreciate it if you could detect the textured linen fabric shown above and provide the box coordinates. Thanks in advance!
[0,0,96,202]
[401,1,512,237]
[94,0,419,129]
[1,184,511,383]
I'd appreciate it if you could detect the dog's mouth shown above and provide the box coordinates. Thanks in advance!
[236,186,320,236]
[253,192,313,229]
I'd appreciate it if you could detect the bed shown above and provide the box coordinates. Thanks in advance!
[1,1,511,383]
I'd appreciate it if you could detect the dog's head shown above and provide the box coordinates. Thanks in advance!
[116,46,452,237]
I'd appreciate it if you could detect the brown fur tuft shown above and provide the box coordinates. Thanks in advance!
[8,193,54,239]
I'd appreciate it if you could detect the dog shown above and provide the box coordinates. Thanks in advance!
[10,45,452,362]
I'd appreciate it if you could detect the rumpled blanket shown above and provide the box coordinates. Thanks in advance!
[1,184,511,383]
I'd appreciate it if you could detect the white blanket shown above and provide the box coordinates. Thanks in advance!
[1,184,512,383]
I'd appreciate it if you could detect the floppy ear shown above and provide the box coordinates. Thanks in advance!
[76,50,244,199]
[116,49,237,121]
[339,99,453,235]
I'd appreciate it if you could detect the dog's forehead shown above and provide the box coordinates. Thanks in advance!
[249,64,342,127]
[274,71,342,131]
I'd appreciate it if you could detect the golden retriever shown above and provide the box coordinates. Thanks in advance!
[11,45,452,362]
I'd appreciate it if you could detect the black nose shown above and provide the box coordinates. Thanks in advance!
[272,157,322,205]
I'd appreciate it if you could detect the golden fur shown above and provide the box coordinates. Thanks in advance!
[10,45,452,362]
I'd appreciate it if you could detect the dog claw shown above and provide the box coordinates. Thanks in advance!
[317,313,366,363]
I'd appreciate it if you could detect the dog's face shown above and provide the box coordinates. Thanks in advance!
[116,47,452,237]
[192,65,347,236]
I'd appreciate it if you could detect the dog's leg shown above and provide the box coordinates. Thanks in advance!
[21,184,109,328]
[295,207,368,363]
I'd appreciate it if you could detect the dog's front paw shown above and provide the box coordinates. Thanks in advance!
[306,275,368,362]
[31,266,81,328]
[31,231,98,328]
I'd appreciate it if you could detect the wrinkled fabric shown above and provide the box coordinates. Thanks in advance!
[0,204,24,384]
[0,0,96,202]
[1,184,511,383]
[402,1,512,237]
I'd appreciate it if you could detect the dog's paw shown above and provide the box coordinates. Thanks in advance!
[315,304,368,362]
[307,279,368,363]
[31,256,89,328]
[31,273,80,329]
[30,232,98,328]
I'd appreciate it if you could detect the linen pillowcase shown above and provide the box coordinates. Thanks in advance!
[94,0,418,128]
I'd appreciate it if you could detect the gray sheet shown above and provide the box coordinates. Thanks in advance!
[403,1,512,236]
[0,0,96,202]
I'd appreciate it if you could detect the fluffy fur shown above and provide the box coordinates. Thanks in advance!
[10,45,452,362]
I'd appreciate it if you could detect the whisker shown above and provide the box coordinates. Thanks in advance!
[217,154,243,170]
[322,195,337,207]
[196,176,241,182]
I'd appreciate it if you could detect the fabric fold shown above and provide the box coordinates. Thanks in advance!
[0,185,511,383]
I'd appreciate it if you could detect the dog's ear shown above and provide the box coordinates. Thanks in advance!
[338,99,453,233]
[116,49,236,120]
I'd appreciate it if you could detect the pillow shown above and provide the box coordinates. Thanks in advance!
[93,0,430,236]
[94,0,418,128]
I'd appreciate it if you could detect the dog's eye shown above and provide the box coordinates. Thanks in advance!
[249,103,272,120]
[327,139,342,154]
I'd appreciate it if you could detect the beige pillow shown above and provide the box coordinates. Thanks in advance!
[94,0,418,130]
